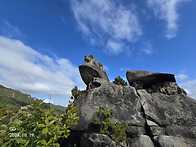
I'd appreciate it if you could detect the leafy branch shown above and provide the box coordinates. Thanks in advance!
[92,106,128,146]
[0,100,79,147]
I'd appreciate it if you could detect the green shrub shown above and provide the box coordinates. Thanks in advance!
[0,100,79,147]
[71,86,83,100]
[113,76,128,86]
[92,106,128,146]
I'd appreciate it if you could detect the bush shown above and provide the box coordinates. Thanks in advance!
[71,86,82,101]
[0,100,79,147]
[113,76,128,86]
[92,106,128,146]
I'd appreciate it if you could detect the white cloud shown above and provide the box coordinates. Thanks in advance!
[176,74,189,81]
[43,98,53,104]
[0,19,26,39]
[70,0,142,54]
[0,36,85,106]
[141,41,153,54]
[106,40,125,54]
[142,48,153,55]
[147,0,189,39]
[179,79,196,99]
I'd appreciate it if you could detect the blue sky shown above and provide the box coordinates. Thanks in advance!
[0,0,196,106]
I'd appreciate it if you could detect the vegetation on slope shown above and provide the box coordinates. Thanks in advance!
[0,84,65,114]
[0,100,79,146]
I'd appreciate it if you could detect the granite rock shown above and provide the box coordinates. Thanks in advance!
[79,55,109,86]
[129,135,154,147]
[157,135,188,147]
[126,70,176,89]
[80,133,116,147]
[72,77,145,131]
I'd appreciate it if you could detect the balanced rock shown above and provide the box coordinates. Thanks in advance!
[126,70,154,79]
[79,55,109,86]
[126,70,176,89]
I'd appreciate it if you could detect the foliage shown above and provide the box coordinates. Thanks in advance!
[112,76,128,86]
[71,86,83,100]
[0,100,79,147]
[92,106,128,146]
[0,109,12,121]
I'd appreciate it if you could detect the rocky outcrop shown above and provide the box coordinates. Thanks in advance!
[72,78,145,131]
[63,56,196,147]
[138,89,196,146]
[79,55,109,86]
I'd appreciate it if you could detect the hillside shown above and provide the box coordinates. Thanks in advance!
[0,84,66,114]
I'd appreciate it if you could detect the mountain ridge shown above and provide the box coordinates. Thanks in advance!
[0,84,66,114]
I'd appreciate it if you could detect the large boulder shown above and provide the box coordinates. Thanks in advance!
[79,55,109,86]
[126,70,154,79]
[126,70,176,89]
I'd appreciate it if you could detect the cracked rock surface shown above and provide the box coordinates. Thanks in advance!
[61,56,196,147]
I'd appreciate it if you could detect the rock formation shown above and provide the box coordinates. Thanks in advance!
[79,55,109,86]
[62,55,196,147]
[126,70,176,89]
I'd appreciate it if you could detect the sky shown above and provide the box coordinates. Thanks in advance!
[0,0,196,106]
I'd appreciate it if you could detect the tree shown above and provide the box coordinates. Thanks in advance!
[71,86,82,100]
[113,76,128,86]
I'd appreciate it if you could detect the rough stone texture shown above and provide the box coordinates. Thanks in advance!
[157,135,188,147]
[129,135,154,147]
[126,70,154,79]
[126,126,146,137]
[80,133,116,147]
[126,70,176,89]
[79,55,109,86]
[63,56,196,147]
[72,77,145,131]
[147,82,187,95]
[138,89,196,146]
